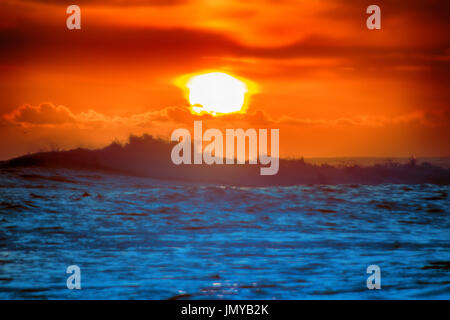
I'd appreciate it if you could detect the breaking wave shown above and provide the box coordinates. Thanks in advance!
[2,135,450,185]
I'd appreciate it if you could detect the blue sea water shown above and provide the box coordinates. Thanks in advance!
[0,168,449,299]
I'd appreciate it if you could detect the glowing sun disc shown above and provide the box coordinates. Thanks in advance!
[175,71,257,116]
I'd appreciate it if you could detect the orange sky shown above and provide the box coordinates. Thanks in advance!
[0,0,449,160]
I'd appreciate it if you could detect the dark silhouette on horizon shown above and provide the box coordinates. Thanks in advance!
[2,135,450,186]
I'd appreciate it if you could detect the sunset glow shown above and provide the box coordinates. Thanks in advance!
[0,0,448,159]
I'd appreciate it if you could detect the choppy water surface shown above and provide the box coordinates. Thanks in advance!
[0,168,448,299]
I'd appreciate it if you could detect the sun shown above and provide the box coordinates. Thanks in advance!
[175,71,258,116]
[188,72,246,115]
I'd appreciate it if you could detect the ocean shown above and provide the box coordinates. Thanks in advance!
[0,167,449,299]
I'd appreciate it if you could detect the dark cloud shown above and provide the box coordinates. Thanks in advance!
[2,0,447,66]
[328,0,450,22]
[1,23,448,73]
[0,25,241,66]
[5,102,447,130]
[1,0,449,82]
[3,103,76,126]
